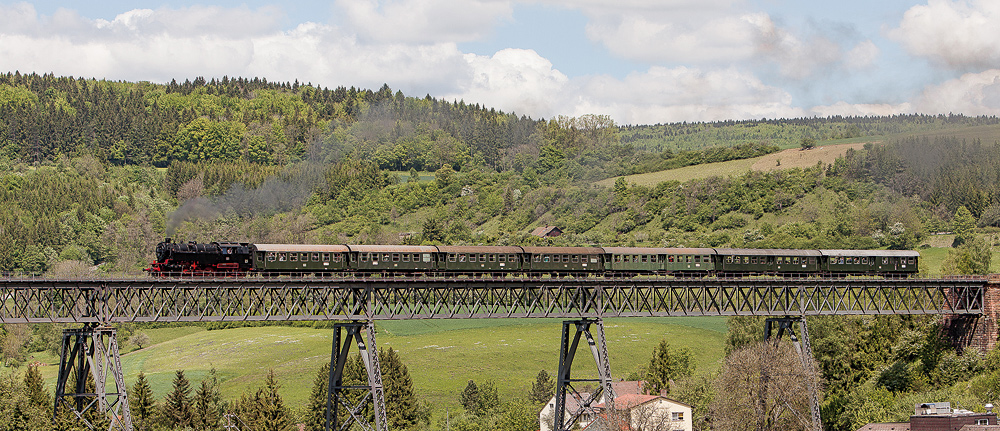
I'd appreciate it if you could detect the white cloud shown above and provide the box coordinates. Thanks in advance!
[844,40,879,70]
[890,0,1000,70]
[567,67,805,124]
[443,48,569,117]
[913,69,1000,115]
[335,0,512,44]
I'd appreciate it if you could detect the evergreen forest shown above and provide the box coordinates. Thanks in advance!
[2,73,1000,431]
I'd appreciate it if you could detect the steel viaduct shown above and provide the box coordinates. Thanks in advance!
[1,275,995,431]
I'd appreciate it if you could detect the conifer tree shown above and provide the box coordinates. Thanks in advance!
[23,363,50,410]
[306,362,331,431]
[460,380,481,415]
[380,347,425,429]
[130,372,157,431]
[528,369,554,404]
[645,339,695,395]
[161,370,192,429]
[255,369,290,431]
[193,370,223,431]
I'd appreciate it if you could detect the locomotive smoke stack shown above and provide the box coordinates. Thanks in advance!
[164,237,172,244]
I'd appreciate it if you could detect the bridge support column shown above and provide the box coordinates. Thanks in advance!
[326,321,388,431]
[764,317,822,431]
[553,318,616,431]
[944,276,999,353]
[53,323,133,431]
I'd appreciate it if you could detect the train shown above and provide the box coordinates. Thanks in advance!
[145,238,920,277]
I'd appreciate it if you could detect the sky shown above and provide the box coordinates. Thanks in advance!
[2,0,1000,125]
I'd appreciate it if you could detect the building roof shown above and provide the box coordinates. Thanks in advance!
[593,393,691,410]
[530,226,562,237]
[856,423,910,431]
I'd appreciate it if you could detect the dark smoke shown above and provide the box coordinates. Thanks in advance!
[166,164,324,235]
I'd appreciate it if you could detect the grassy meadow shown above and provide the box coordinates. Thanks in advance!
[34,317,726,416]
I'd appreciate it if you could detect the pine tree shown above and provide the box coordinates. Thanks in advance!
[130,372,157,431]
[380,347,425,429]
[306,362,331,431]
[528,369,554,404]
[256,369,290,431]
[645,339,695,395]
[193,371,222,431]
[23,363,50,410]
[460,380,481,415]
[161,370,192,429]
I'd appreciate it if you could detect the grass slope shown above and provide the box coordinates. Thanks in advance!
[597,142,872,187]
[38,318,726,415]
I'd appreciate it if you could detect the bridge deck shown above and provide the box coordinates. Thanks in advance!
[0,276,985,323]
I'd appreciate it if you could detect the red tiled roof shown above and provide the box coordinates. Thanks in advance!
[856,423,910,431]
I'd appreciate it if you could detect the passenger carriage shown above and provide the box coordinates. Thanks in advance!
[521,247,605,275]
[602,247,716,275]
[820,249,919,276]
[436,246,524,273]
[251,244,350,274]
[347,245,437,274]
[714,248,822,275]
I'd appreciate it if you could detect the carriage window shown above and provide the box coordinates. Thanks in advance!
[334,254,343,262]
[391,253,399,262]
[640,255,646,263]
[725,256,732,264]
[322,253,330,262]
[499,254,507,262]
[402,254,410,262]
[489,254,496,262]
[289,253,298,262]
[572,255,580,263]
[669,255,676,263]
[382,254,390,262]
[862,257,869,265]
[480,254,487,262]
[591,257,599,263]
[743,256,749,264]
[883,257,889,264]
[694,256,701,263]
[792,257,799,264]
[615,255,622,263]
[266,252,276,262]
[299,253,307,261]
[459,254,467,262]
[533,255,540,262]
[312,253,320,261]
[510,255,517,262]
[277,253,285,261]
[908,257,915,265]
[449,254,457,262]
[359,253,367,262]
[809,257,816,265]
[651,255,658,263]
[751,256,758,264]
[543,255,550,263]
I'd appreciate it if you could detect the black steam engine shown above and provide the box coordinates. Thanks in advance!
[146,238,253,275]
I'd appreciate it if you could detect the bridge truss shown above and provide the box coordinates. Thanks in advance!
[0,276,985,323]
[0,275,986,431]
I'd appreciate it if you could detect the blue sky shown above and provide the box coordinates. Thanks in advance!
[3,0,1000,124]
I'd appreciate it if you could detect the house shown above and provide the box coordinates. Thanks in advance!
[539,381,692,431]
[857,402,998,431]
[589,394,693,431]
[531,226,563,238]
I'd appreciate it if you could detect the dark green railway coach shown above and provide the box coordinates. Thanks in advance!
[522,247,605,273]
[251,244,350,273]
[820,249,919,275]
[602,247,716,274]
[348,245,437,273]
[714,248,822,274]
[437,246,524,272]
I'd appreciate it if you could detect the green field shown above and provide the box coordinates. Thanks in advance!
[34,317,726,415]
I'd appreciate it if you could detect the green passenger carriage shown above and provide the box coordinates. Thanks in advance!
[251,244,350,273]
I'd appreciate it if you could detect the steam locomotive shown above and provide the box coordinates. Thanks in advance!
[145,238,919,277]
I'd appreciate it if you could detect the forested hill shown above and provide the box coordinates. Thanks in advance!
[620,115,1000,151]
[0,72,541,170]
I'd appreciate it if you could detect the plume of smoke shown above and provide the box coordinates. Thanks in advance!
[165,164,324,235]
